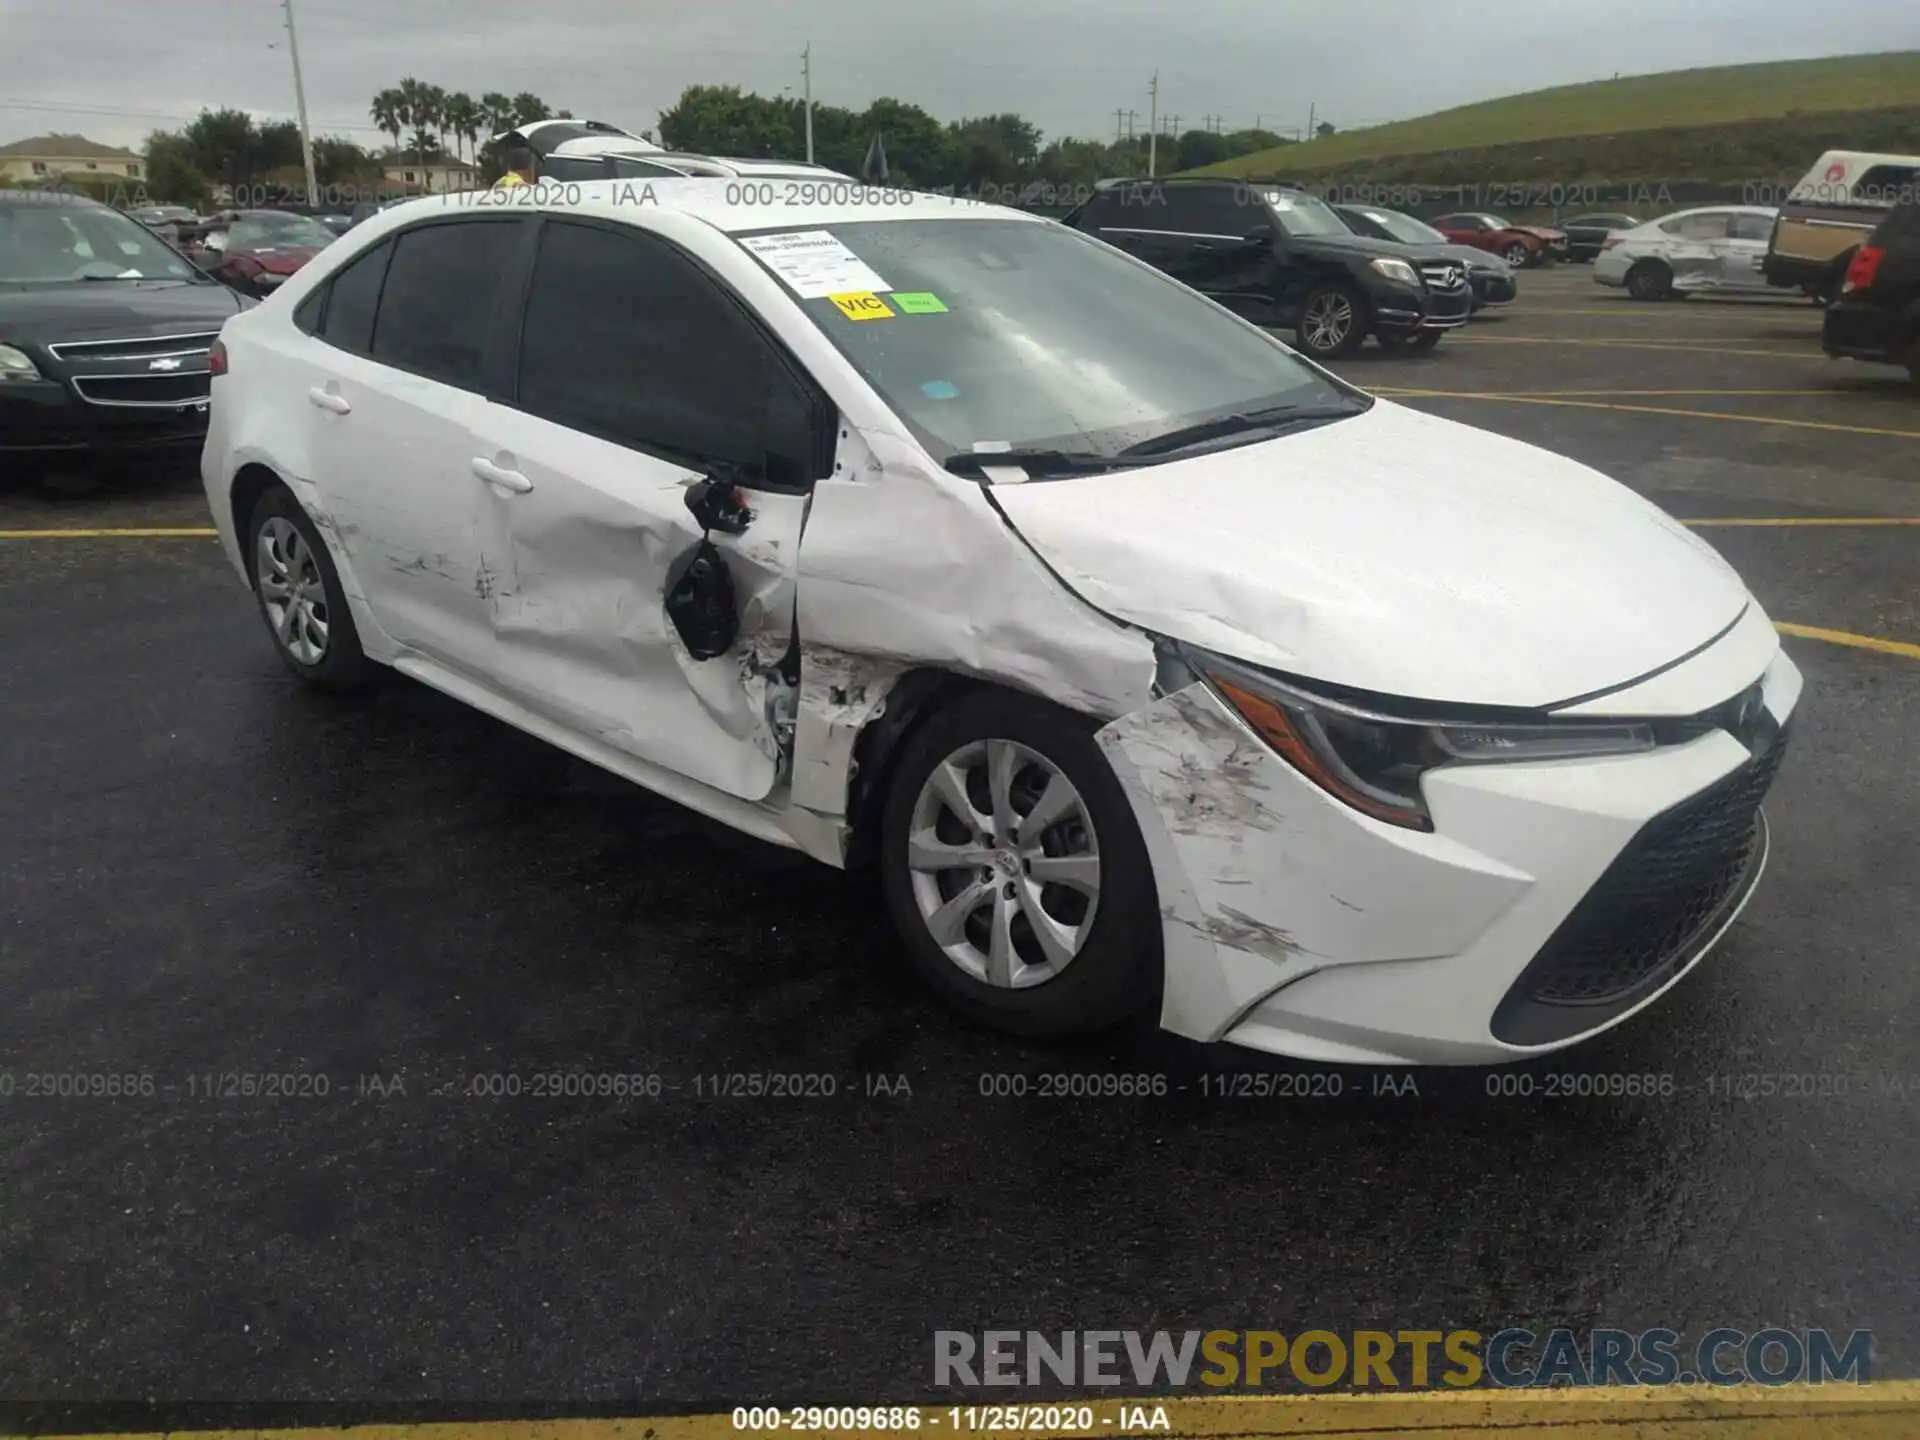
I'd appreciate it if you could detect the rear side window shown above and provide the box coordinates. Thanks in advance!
[514,220,819,485]
[317,239,392,354]
[370,220,525,389]
[540,156,608,182]
[1661,212,1729,240]
[1166,186,1257,237]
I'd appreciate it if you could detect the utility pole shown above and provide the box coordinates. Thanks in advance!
[1114,108,1126,145]
[1307,100,1316,140]
[1165,114,1182,138]
[802,43,815,163]
[1147,71,1158,177]
[281,0,319,209]
[1125,109,1137,141]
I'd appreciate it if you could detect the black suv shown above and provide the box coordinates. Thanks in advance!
[1065,179,1472,358]
[1,190,249,474]
[1822,199,1919,383]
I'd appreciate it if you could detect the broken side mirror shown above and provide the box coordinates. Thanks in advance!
[664,538,739,660]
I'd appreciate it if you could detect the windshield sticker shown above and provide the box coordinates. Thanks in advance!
[919,380,960,399]
[737,230,890,298]
[830,291,895,321]
[891,291,948,314]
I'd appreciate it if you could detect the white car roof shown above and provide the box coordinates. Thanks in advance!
[547,135,667,158]
[411,177,1022,235]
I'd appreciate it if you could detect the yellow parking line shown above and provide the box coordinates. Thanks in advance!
[0,526,219,539]
[1382,390,1920,439]
[1776,622,1920,661]
[31,1385,1920,1439]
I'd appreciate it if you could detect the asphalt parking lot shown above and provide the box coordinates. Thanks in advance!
[1,263,1917,1418]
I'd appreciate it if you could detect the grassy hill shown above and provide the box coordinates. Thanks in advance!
[1196,51,1920,179]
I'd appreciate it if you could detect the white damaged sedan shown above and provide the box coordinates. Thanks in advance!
[202,181,1800,1065]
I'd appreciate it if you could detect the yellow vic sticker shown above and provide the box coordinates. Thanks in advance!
[830,291,895,320]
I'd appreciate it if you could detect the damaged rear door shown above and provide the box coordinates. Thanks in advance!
[465,215,832,801]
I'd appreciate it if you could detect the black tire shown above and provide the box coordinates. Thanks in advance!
[878,689,1162,1037]
[1625,260,1673,301]
[1378,328,1443,354]
[1501,241,1531,267]
[1294,282,1366,360]
[246,484,373,691]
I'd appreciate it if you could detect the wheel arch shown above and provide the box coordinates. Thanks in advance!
[842,666,990,868]
[229,461,290,586]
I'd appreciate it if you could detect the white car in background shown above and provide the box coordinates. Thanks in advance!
[200,180,1801,1065]
[1593,206,1781,300]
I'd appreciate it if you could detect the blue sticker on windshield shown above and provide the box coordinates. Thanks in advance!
[920,380,960,399]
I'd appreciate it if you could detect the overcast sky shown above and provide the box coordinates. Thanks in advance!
[4,0,1918,152]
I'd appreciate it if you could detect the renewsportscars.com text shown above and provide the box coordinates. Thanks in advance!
[933,1327,1872,1388]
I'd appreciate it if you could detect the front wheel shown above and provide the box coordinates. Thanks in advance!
[1502,241,1531,266]
[248,485,372,691]
[1626,260,1674,301]
[879,690,1161,1036]
[1378,328,1443,354]
[1295,283,1366,359]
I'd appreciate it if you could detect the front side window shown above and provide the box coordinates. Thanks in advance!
[738,217,1362,468]
[1163,186,1261,237]
[0,202,194,283]
[514,220,817,483]
[369,220,524,389]
[1729,213,1774,242]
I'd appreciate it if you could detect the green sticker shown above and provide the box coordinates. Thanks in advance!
[892,291,948,314]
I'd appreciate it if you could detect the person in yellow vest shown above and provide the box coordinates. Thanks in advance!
[494,145,536,188]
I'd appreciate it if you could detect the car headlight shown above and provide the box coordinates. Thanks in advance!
[1369,257,1420,285]
[0,343,43,382]
[1189,649,1656,831]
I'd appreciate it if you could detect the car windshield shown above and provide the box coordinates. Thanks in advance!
[0,202,196,283]
[1480,214,1512,228]
[1355,208,1446,245]
[738,217,1363,468]
[227,213,333,250]
[1263,191,1350,238]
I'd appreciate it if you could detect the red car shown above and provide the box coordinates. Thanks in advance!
[1429,213,1569,268]
[183,209,334,298]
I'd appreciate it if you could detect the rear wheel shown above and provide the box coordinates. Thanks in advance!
[1626,260,1674,301]
[248,485,372,691]
[1295,283,1366,360]
[878,690,1161,1036]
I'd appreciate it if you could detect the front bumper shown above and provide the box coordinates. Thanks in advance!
[1822,296,1906,363]
[1374,282,1474,333]
[1470,270,1518,306]
[1096,622,1803,1065]
[0,376,210,457]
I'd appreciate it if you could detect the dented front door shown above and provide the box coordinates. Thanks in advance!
[465,404,804,801]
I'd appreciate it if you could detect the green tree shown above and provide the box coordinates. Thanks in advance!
[444,92,484,166]
[181,107,255,190]
[1174,129,1230,170]
[510,91,549,127]
[854,97,955,186]
[144,131,213,208]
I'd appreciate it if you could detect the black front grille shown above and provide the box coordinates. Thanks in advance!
[1492,727,1789,1046]
[1419,262,1468,290]
[72,373,211,406]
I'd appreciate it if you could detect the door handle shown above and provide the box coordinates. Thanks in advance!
[471,456,533,493]
[307,387,350,415]
[1192,240,1218,251]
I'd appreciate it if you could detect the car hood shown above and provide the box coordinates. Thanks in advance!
[1513,225,1567,240]
[1433,243,1507,272]
[234,246,323,272]
[0,280,245,346]
[1292,232,1458,264]
[988,401,1751,710]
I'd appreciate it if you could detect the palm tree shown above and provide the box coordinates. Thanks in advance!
[369,88,404,159]
[510,92,548,128]
[396,76,435,162]
[445,92,483,168]
[480,91,515,141]
[423,83,450,162]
